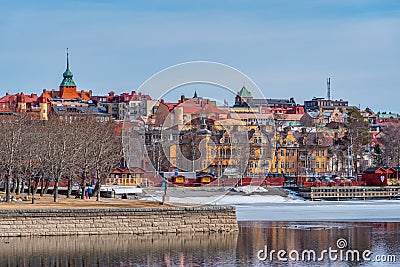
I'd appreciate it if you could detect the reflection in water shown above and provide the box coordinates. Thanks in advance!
[239,222,400,267]
[0,233,238,267]
[0,222,398,266]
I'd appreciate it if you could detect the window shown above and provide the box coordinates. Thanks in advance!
[316,161,320,168]
[291,150,295,156]
[281,162,285,168]
[291,162,295,168]
[286,162,290,168]
[322,150,325,156]
[321,162,325,168]
[286,150,290,156]
[316,150,319,156]
[280,149,284,157]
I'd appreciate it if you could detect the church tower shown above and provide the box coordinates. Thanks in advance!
[59,49,77,98]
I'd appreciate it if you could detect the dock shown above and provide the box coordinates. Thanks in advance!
[298,186,400,200]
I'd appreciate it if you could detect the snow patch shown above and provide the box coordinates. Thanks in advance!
[232,185,268,194]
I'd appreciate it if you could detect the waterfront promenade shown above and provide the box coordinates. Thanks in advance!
[0,195,238,237]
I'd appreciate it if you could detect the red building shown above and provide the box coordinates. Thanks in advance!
[362,167,389,186]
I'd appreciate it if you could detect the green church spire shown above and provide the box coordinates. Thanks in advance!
[66,48,70,70]
[60,48,76,87]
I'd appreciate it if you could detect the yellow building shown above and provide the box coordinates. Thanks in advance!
[247,127,269,176]
[294,130,329,176]
[105,167,145,186]
[270,131,298,176]
[269,130,329,177]
[165,120,330,178]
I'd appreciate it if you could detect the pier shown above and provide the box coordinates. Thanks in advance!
[298,186,400,200]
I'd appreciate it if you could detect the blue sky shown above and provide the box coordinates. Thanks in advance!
[0,0,399,112]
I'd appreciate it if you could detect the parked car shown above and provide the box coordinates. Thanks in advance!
[307,177,321,182]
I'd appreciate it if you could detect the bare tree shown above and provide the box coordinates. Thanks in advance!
[346,108,370,175]
[0,112,123,203]
[381,122,400,167]
[15,119,42,196]
[92,120,122,201]
[0,115,26,202]
[44,116,77,202]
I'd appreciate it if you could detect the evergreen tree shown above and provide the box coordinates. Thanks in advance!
[372,144,384,167]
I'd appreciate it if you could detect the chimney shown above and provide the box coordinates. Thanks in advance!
[89,90,92,98]
[81,90,84,99]
[180,95,185,103]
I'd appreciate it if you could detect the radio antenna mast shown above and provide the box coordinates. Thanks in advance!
[327,77,331,100]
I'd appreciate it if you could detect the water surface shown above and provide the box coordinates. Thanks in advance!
[1,221,398,266]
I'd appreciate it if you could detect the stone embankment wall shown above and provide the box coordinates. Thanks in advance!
[0,206,238,237]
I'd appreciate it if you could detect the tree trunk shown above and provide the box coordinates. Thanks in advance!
[18,177,24,195]
[6,174,11,202]
[40,178,49,196]
[11,177,17,194]
[67,178,72,198]
[81,173,86,200]
[43,178,50,195]
[27,177,32,196]
[15,177,21,195]
[94,181,101,201]
[53,181,59,203]
[81,185,86,199]
[33,177,40,195]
